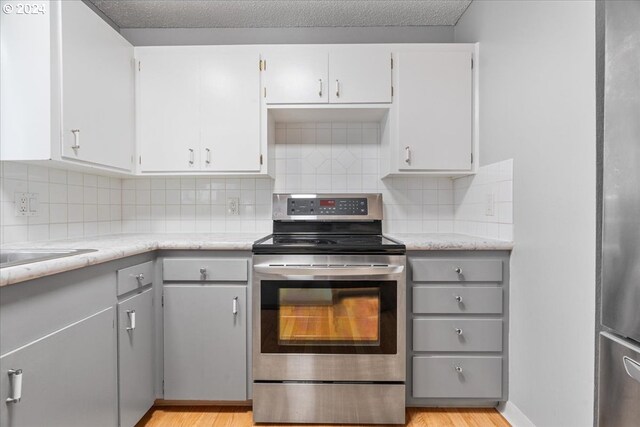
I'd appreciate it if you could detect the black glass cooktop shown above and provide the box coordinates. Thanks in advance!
[252,234,406,254]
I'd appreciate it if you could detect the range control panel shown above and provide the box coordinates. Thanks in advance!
[287,198,368,216]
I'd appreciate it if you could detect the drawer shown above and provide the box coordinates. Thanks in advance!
[413,356,502,398]
[413,286,503,314]
[163,258,248,282]
[413,318,502,352]
[411,259,503,282]
[117,261,154,296]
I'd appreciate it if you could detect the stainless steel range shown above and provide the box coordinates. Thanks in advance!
[252,194,406,425]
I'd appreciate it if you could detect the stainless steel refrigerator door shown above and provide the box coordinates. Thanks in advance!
[602,0,640,343]
[598,332,640,427]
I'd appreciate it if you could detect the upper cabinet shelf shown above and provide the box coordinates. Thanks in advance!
[262,46,392,104]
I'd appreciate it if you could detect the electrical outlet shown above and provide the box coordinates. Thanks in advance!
[14,192,39,216]
[485,193,495,216]
[227,197,240,216]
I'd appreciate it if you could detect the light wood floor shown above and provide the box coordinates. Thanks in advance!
[136,406,511,427]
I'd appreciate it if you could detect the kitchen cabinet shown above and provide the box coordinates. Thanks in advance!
[136,47,263,174]
[0,308,117,427]
[407,251,509,405]
[0,0,134,173]
[118,288,154,427]
[263,47,391,104]
[381,46,477,176]
[163,285,247,400]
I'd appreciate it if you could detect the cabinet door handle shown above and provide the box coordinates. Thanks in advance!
[199,267,207,280]
[455,366,463,374]
[454,267,463,274]
[205,148,211,165]
[188,148,195,165]
[455,328,463,336]
[336,79,340,98]
[126,310,136,331]
[71,129,80,153]
[135,273,144,283]
[318,79,323,97]
[454,295,463,303]
[404,146,411,164]
[6,369,23,403]
[232,296,238,315]
[623,356,640,383]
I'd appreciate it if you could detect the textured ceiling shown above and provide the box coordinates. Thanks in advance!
[88,1,472,29]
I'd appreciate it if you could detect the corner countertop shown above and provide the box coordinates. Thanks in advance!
[0,233,513,287]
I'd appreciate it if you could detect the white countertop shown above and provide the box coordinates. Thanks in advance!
[0,233,512,287]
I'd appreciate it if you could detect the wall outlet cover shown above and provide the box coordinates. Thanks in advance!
[227,197,240,216]
[485,193,495,216]
[14,192,38,216]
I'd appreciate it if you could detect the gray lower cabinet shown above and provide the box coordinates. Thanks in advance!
[163,285,247,400]
[118,288,155,427]
[0,308,117,427]
[408,251,510,406]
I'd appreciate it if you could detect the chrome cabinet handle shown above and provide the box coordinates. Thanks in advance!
[232,296,238,315]
[71,129,80,153]
[454,295,463,303]
[623,356,640,383]
[126,310,136,331]
[404,146,411,164]
[188,148,194,165]
[455,366,463,373]
[205,148,211,165]
[454,267,463,274]
[455,328,463,336]
[254,264,404,277]
[6,369,23,403]
[135,273,144,283]
[336,79,340,98]
[318,79,323,97]
[199,267,207,279]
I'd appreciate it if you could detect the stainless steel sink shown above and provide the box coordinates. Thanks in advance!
[0,249,98,268]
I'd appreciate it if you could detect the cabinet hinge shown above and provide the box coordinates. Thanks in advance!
[391,57,393,69]
[162,380,165,394]
[260,154,263,165]
[471,152,474,164]
[264,87,267,98]
[471,58,474,69]
[131,155,134,164]
[138,61,141,72]
[161,295,164,307]
[391,86,394,97]
[259,59,263,71]
[139,155,142,165]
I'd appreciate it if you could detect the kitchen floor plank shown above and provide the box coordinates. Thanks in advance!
[136,406,510,427]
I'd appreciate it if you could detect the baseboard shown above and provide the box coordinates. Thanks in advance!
[154,399,252,407]
[498,401,536,427]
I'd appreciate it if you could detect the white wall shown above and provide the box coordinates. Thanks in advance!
[455,2,596,426]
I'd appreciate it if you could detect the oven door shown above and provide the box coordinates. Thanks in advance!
[252,254,406,382]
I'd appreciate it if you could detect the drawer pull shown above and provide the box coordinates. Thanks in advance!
[623,356,640,383]
[454,366,463,374]
[455,328,463,336]
[199,267,207,280]
[232,296,238,315]
[454,267,463,274]
[135,273,144,283]
[454,295,463,303]
[6,369,23,403]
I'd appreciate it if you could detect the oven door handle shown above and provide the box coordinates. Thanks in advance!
[253,264,405,277]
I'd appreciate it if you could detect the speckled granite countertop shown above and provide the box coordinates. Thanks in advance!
[0,233,512,287]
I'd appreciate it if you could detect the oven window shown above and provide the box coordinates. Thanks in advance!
[261,280,397,354]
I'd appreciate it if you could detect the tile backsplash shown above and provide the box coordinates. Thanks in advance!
[0,162,122,244]
[0,122,513,244]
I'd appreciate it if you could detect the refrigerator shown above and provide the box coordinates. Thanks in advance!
[598,1,640,426]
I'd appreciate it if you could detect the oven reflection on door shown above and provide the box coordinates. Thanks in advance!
[278,287,381,346]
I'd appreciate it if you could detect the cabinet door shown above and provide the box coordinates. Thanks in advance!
[329,49,392,103]
[201,52,261,172]
[60,1,134,171]
[137,49,200,172]
[264,50,328,104]
[0,308,117,427]
[396,51,473,171]
[118,289,154,427]
[163,285,247,400]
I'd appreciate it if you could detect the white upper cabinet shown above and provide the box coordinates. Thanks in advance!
[60,1,135,171]
[137,47,264,174]
[381,47,476,176]
[137,49,200,172]
[328,48,392,104]
[200,52,262,172]
[0,0,135,173]
[264,50,329,104]
[263,47,392,105]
